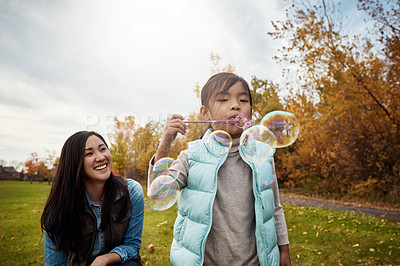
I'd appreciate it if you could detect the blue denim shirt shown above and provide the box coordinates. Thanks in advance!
[44,179,144,265]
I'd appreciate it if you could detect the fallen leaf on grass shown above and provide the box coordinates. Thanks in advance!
[148,244,155,253]
[156,221,168,227]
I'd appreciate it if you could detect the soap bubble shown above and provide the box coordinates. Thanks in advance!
[234,114,253,129]
[207,130,232,155]
[243,120,254,130]
[239,125,277,163]
[153,157,174,172]
[147,172,180,211]
[261,111,300,148]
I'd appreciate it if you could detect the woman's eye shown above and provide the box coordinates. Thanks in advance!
[217,99,228,102]
[85,152,92,157]
[101,147,107,151]
[240,99,249,103]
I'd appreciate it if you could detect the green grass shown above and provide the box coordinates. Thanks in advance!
[0,181,48,265]
[0,181,399,265]
[284,204,400,265]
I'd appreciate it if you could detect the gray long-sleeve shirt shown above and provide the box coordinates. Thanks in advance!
[148,137,289,265]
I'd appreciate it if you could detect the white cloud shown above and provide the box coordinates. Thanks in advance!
[0,0,361,164]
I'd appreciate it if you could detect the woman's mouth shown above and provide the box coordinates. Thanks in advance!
[95,164,107,171]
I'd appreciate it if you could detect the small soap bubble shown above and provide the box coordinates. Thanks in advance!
[153,157,174,172]
[207,130,232,155]
[239,125,277,163]
[243,120,253,130]
[234,114,252,129]
[260,111,300,148]
[147,174,180,211]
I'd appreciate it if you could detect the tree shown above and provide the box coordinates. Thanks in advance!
[268,0,400,202]
[250,77,284,122]
[108,116,136,177]
[209,52,236,75]
[44,150,57,184]
[132,121,162,179]
[24,152,48,183]
[24,152,39,176]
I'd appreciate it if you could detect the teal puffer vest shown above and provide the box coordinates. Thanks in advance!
[170,130,280,265]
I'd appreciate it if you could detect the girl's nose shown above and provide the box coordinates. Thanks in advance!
[231,102,240,110]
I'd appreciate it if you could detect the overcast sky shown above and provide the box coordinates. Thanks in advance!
[0,0,363,166]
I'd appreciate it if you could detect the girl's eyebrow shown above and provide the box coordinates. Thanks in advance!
[215,91,250,97]
[216,91,229,96]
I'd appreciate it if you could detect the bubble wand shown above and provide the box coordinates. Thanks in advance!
[184,114,254,129]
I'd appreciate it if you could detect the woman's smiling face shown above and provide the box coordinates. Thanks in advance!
[83,135,112,184]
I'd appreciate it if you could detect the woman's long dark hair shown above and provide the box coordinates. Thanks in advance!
[41,131,129,252]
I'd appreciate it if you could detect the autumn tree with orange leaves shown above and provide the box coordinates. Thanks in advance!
[268,0,399,203]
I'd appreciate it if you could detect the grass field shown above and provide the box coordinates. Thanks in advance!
[0,181,399,265]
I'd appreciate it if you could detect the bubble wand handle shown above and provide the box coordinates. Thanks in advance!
[184,114,253,129]
[183,120,234,124]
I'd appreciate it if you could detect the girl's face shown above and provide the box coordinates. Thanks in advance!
[83,135,112,184]
[201,81,252,139]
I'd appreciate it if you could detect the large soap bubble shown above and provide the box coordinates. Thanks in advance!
[239,125,277,163]
[207,130,232,155]
[147,171,180,211]
[260,111,300,148]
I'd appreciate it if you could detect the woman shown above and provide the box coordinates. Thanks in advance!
[41,131,144,265]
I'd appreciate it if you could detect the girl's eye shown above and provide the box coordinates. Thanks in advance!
[240,99,249,103]
[85,152,92,157]
[101,147,107,151]
[217,99,228,102]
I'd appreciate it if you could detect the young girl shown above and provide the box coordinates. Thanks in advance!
[148,72,292,265]
[41,131,144,265]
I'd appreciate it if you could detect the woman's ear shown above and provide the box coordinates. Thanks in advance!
[200,105,211,120]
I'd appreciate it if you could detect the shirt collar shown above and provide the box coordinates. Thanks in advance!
[84,189,104,207]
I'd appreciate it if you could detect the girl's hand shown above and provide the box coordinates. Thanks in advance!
[155,114,186,162]
[279,244,292,266]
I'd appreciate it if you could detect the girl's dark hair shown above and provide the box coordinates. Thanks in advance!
[199,72,253,136]
[41,131,129,252]
[201,72,253,108]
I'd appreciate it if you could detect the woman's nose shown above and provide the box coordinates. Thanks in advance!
[95,153,105,161]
